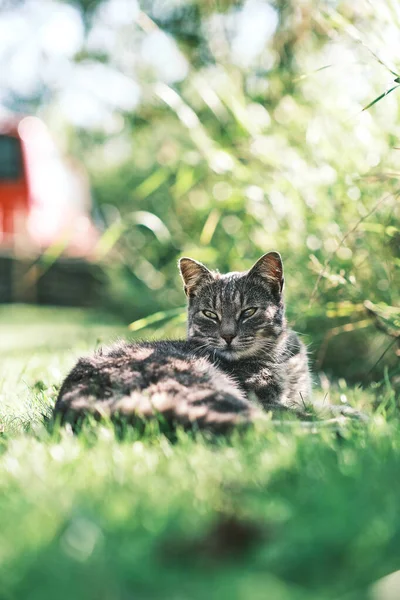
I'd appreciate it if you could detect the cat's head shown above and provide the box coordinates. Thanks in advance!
[178,252,286,360]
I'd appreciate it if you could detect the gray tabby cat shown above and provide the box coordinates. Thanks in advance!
[54,252,311,432]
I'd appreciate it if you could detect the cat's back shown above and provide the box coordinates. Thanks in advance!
[54,340,258,433]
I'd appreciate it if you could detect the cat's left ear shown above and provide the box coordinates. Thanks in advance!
[178,257,214,297]
[248,251,284,292]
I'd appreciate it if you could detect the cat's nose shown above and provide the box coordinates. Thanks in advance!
[221,333,236,346]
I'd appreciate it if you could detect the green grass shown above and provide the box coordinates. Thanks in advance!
[0,306,399,600]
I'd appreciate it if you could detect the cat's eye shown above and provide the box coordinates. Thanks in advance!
[241,307,257,319]
[203,310,219,320]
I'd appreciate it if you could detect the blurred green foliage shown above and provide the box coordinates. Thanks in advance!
[39,0,400,383]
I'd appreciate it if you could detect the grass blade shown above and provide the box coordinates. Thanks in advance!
[293,64,333,82]
[128,306,185,332]
[362,84,400,111]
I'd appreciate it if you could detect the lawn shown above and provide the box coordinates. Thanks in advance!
[0,306,399,600]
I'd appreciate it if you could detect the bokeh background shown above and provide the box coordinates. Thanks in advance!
[0,0,399,386]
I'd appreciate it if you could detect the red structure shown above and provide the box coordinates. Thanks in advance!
[0,120,28,240]
[0,116,97,256]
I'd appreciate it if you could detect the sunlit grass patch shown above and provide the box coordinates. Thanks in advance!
[0,306,399,600]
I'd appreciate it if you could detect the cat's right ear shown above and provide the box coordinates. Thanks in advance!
[178,258,213,297]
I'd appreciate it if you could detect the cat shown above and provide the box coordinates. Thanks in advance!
[53,252,311,432]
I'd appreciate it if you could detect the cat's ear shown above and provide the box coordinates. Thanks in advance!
[178,257,214,297]
[248,252,284,292]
